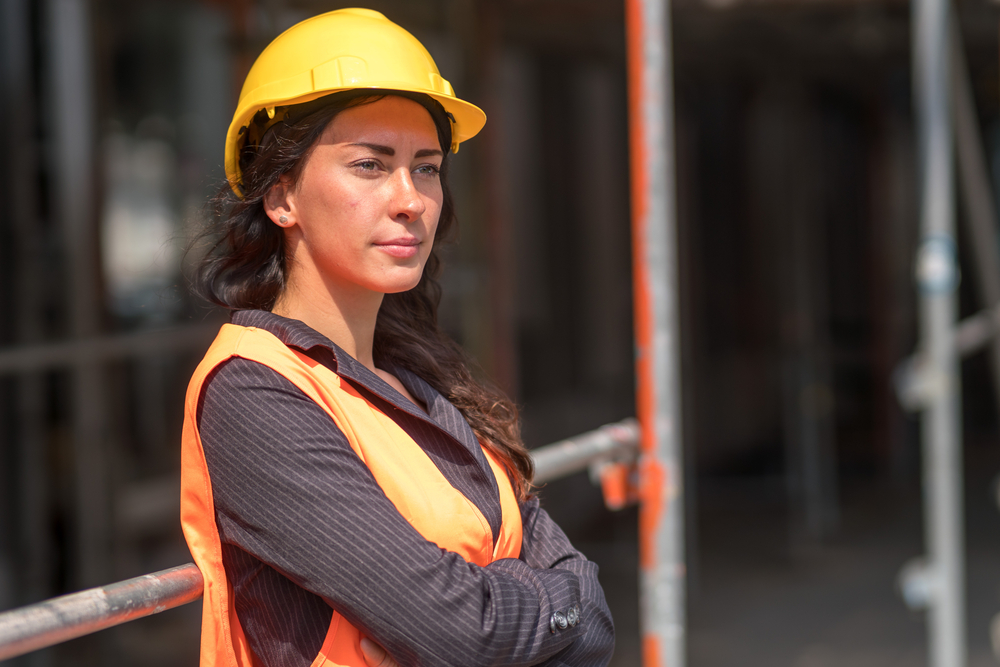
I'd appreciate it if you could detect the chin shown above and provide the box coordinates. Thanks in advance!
[382,281,422,295]
[373,273,424,295]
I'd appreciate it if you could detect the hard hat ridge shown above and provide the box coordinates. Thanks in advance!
[225,7,486,198]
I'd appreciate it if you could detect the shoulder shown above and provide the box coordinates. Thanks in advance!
[198,356,311,425]
[198,357,349,461]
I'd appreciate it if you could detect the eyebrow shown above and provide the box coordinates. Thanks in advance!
[348,143,443,159]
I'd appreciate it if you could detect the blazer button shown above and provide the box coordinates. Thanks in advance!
[549,611,569,633]
[567,605,580,627]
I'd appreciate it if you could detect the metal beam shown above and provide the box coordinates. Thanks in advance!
[533,419,639,483]
[1,0,52,623]
[0,564,204,661]
[895,303,1000,411]
[951,16,1000,425]
[626,0,686,665]
[477,0,520,399]
[46,0,108,590]
[0,325,220,376]
[911,0,966,664]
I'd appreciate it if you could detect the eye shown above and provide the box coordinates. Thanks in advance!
[355,159,380,172]
[349,157,385,176]
[414,163,441,177]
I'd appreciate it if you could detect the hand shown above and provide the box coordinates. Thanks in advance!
[360,637,399,667]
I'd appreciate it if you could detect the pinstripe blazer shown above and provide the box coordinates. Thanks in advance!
[196,310,614,667]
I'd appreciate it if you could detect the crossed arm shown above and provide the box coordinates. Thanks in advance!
[199,357,614,667]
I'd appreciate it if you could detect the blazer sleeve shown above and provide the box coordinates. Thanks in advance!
[198,357,587,667]
[518,496,615,666]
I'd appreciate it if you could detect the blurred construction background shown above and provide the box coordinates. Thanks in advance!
[2,0,1000,665]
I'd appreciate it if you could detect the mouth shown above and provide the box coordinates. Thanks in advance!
[375,236,420,247]
[374,237,422,258]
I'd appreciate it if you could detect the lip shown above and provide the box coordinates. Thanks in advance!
[374,236,421,259]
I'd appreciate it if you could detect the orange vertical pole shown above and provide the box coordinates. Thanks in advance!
[626,0,685,665]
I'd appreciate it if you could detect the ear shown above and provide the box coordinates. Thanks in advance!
[263,175,295,228]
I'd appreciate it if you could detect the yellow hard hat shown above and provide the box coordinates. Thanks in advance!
[224,7,486,197]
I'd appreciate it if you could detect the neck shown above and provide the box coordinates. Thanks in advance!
[272,278,383,371]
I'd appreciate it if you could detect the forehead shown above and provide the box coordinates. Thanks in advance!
[322,96,439,147]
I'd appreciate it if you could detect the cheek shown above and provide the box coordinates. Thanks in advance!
[426,189,444,225]
[296,165,358,213]
[425,209,441,246]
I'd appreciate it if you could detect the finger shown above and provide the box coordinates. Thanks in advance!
[360,637,397,667]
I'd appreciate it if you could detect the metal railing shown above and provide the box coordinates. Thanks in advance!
[0,323,220,376]
[532,419,639,483]
[0,564,204,661]
[0,419,640,661]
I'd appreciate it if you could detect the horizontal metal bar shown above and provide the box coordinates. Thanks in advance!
[532,418,640,484]
[0,419,639,659]
[0,564,204,660]
[953,302,1000,356]
[0,323,220,376]
[895,303,1000,411]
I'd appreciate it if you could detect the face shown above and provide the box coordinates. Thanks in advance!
[266,96,444,299]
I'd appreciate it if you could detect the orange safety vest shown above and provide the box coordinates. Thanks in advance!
[181,324,523,667]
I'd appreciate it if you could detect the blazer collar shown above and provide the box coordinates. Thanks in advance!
[230,310,484,458]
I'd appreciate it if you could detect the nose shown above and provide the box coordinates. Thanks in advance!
[389,167,426,223]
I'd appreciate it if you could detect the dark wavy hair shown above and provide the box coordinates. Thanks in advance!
[196,90,533,498]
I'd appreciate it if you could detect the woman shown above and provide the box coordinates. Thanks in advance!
[180,8,614,667]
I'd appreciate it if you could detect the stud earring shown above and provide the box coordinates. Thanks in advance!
[278,215,288,224]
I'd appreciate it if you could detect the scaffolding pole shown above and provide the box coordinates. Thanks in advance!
[4,4,53,651]
[47,0,109,591]
[951,16,1000,424]
[626,0,685,665]
[911,0,966,664]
